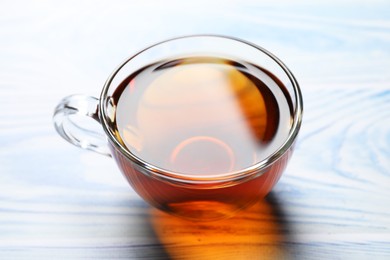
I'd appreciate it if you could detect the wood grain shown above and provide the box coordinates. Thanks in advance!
[1,0,389,259]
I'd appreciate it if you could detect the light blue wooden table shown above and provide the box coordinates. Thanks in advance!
[1,1,389,259]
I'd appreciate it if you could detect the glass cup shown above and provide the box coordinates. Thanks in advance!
[53,35,303,221]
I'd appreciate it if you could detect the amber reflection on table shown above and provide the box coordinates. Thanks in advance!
[150,196,288,259]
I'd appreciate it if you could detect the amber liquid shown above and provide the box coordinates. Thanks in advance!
[110,56,293,219]
[112,57,292,175]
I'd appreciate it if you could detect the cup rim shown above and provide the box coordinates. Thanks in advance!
[99,34,303,184]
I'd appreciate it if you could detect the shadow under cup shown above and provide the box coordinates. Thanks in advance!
[54,35,303,221]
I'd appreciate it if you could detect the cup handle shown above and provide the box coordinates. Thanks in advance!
[53,94,112,157]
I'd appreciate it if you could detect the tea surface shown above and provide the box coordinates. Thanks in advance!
[112,57,292,175]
